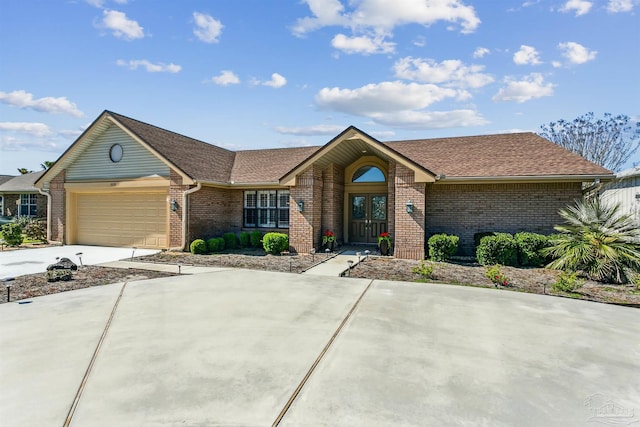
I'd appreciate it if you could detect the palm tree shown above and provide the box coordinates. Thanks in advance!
[40,160,55,170]
[17,168,32,174]
[544,198,640,283]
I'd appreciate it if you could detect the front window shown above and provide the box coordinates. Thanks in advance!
[19,194,37,217]
[352,165,386,182]
[244,190,289,228]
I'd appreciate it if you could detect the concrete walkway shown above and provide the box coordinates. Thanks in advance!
[1,270,638,426]
[98,260,228,275]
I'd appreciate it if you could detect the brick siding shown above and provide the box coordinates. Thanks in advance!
[49,170,66,242]
[289,166,323,254]
[425,182,583,255]
[321,163,345,244]
[392,163,426,260]
[186,184,243,244]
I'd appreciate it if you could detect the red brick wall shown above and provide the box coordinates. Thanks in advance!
[387,160,396,244]
[322,163,345,244]
[49,170,66,243]
[2,193,46,218]
[425,182,583,255]
[290,166,323,254]
[168,170,189,248]
[393,163,426,260]
[186,184,243,244]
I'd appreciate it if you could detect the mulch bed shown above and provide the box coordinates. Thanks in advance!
[2,248,638,307]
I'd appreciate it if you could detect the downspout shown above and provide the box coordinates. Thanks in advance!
[169,182,202,251]
[38,188,52,242]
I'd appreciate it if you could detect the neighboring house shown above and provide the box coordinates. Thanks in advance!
[35,110,613,259]
[600,166,640,225]
[0,171,47,218]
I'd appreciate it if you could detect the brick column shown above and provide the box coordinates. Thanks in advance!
[322,163,344,243]
[49,170,66,243]
[169,169,189,249]
[393,164,425,260]
[289,166,323,254]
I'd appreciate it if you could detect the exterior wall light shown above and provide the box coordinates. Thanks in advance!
[171,200,179,212]
[406,199,414,214]
[297,200,304,212]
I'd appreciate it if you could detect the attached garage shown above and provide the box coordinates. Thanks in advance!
[69,191,168,249]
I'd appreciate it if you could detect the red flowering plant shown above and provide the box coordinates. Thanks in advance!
[377,231,392,247]
[485,265,511,287]
[322,230,336,245]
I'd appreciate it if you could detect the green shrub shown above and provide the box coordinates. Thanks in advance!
[190,239,207,254]
[476,233,518,266]
[250,230,263,248]
[1,223,23,246]
[412,261,434,281]
[206,237,221,253]
[515,232,549,267]
[239,231,250,247]
[223,232,238,249]
[552,271,584,293]
[262,232,289,254]
[428,233,459,262]
[216,237,225,251]
[23,218,47,243]
[474,232,495,248]
[544,198,640,284]
[485,265,511,287]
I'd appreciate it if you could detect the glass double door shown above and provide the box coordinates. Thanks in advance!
[349,194,387,243]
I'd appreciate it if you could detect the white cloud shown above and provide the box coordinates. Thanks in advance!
[607,0,637,12]
[275,124,346,135]
[85,0,127,7]
[292,0,480,55]
[473,47,490,58]
[371,109,488,129]
[331,33,395,54]
[369,130,396,139]
[560,0,593,16]
[116,59,181,73]
[0,122,53,137]
[513,45,542,65]
[0,90,84,117]
[97,10,144,40]
[393,57,494,89]
[210,70,240,86]
[558,41,597,64]
[262,73,287,88]
[316,81,459,115]
[492,73,554,103]
[193,12,223,43]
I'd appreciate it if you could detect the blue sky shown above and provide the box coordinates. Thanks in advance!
[1,0,639,175]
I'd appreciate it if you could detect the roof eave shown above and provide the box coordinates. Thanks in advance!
[437,173,615,184]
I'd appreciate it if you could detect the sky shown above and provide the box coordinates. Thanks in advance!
[1,0,639,176]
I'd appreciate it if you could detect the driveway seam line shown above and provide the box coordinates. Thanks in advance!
[62,281,128,427]
[272,279,375,427]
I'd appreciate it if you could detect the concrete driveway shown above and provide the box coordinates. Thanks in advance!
[1,270,638,426]
[0,245,159,279]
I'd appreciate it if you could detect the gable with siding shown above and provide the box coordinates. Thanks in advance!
[66,123,169,181]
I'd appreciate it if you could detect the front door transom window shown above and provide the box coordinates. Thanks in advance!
[352,165,385,182]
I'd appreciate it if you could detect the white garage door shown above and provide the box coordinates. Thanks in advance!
[74,192,168,248]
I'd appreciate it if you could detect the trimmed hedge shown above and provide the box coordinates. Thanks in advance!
[428,233,459,262]
[474,232,495,248]
[476,233,518,266]
[1,223,23,246]
[515,232,549,267]
[223,232,238,249]
[250,230,263,248]
[262,232,289,255]
[207,237,225,253]
[239,231,250,248]
[190,239,207,254]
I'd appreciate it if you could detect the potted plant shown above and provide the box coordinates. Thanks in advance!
[322,230,336,251]
[378,232,392,256]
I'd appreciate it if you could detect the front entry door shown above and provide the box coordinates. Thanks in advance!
[349,194,388,243]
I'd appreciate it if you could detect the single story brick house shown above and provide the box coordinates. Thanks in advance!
[34,110,612,259]
[0,171,47,218]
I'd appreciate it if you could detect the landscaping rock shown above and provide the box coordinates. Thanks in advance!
[46,269,73,282]
[46,257,78,271]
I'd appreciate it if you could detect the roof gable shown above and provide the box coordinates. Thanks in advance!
[0,171,45,193]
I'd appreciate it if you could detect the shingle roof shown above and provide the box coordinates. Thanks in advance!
[107,111,236,183]
[0,175,13,186]
[0,171,45,192]
[231,146,319,183]
[385,132,611,178]
[65,113,610,186]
